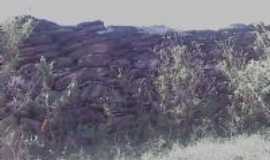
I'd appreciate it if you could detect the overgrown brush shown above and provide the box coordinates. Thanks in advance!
[0,16,82,160]
[154,23,270,140]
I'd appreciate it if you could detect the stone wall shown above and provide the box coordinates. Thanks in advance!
[0,16,265,149]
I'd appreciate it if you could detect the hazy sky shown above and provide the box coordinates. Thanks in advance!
[0,0,269,30]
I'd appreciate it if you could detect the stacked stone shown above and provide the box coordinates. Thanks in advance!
[0,17,262,145]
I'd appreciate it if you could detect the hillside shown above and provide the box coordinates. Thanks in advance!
[1,16,270,160]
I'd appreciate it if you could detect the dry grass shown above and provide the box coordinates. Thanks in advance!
[56,134,270,160]
[141,135,270,160]
[146,135,270,160]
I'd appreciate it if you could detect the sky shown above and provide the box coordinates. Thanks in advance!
[0,0,269,30]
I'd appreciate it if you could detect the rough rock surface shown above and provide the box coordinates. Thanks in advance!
[0,16,267,149]
[15,18,259,91]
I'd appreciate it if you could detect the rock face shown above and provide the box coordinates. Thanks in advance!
[0,16,268,151]
[15,18,259,89]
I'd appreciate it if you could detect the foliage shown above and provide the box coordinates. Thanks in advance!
[1,16,36,70]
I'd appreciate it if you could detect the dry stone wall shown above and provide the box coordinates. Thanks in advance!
[0,16,265,148]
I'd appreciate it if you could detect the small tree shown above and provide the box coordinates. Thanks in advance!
[1,16,35,70]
